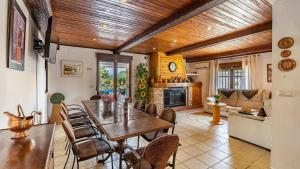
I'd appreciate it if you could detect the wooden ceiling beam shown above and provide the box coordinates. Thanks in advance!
[114,0,227,53]
[23,0,52,36]
[167,21,272,55]
[185,43,272,63]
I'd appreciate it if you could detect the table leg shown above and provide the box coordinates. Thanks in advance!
[116,139,125,169]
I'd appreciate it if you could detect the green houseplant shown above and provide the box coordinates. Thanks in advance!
[213,95,221,104]
[135,63,149,103]
[49,93,65,124]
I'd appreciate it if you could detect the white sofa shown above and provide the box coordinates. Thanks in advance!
[204,89,272,149]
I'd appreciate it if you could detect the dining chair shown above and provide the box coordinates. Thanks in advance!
[59,111,92,128]
[140,108,176,143]
[61,102,87,119]
[134,100,145,111]
[121,135,180,169]
[62,120,115,169]
[136,104,157,147]
[144,104,157,116]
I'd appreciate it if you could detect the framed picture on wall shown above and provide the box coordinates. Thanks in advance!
[267,64,272,83]
[61,60,83,77]
[7,0,27,71]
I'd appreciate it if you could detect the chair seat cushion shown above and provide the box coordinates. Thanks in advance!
[75,138,112,161]
[69,111,86,119]
[70,117,91,127]
[74,127,97,139]
[141,131,168,142]
[124,147,152,169]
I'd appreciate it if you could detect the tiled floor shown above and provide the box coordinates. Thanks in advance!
[54,108,270,169]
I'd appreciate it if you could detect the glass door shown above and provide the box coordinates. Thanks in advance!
[117,62,130,102]
[99,61,115,99]
[98,57,132,101]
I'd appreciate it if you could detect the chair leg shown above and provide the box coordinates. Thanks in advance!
[72,155,76,169]
[137,135,140,148]
[111,153,114,169]
[63,147,71,169]
[76,157,79,169]
[66,143,70,155]
[64,140,69,150]
[172,149,178,169]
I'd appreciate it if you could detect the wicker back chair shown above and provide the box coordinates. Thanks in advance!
[122,135,179,169]
[134,100,145,111]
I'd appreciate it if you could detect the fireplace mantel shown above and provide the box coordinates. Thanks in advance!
[152,82,202,88]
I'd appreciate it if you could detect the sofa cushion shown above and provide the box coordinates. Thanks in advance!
[218,89,238,106]
[229,111,265,121]
[236,89,264,110]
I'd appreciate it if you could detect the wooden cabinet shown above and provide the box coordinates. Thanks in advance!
[192,86,202,106]
[0,124,55,169]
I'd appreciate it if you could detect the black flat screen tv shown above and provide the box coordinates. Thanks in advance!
[44,16,56,64]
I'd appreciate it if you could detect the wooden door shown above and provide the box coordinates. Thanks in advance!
[192,86,202,106]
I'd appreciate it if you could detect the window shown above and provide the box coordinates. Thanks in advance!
[217,62,245,90]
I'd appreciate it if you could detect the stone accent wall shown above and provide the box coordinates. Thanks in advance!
[187,87,193,106]
[149,88,164,114]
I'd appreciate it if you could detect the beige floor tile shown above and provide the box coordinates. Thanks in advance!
[223,156,252,169]
[194,142,214,152]
[210,161,236,169]
[176,150,194,163]
[182,146,204,157]
[196,153,221,167]
[182,158,209,169]
[207,149,230,160]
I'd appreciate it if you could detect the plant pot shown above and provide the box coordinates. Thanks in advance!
[49,103,62,124]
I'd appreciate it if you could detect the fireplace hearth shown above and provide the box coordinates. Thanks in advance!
[164,87,186,108]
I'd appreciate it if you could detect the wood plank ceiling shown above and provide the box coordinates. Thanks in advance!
[50,0,272,61]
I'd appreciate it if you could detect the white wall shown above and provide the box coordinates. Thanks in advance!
[186,62,210,102]
[0,0,47,129]
[48,45,148,113]
[257,52,272,91]
[271,0,300,168]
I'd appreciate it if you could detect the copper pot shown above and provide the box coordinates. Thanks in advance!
[4,105,34,139]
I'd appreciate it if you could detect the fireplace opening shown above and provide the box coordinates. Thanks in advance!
[164,87,186,108]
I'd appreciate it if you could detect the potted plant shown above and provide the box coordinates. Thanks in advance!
[49,93,65,124]
[214,95,221,104]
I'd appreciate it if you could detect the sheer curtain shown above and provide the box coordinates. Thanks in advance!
[242,54,259,89]
[208,60,219,96]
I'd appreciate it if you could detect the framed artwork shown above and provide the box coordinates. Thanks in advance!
[7,0,27,71]
[267,64,272,83]
[61,60,83,77]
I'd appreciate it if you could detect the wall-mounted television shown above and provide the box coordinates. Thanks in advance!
[43,16,57,64]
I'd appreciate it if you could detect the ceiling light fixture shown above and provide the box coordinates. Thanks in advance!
[207,26,212,31]
[173,39,177,43]
[92,38,96,41]
[120,0,128,3]
[152,47,156,51]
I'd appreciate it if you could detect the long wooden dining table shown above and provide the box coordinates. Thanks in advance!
[82,100,173,168]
